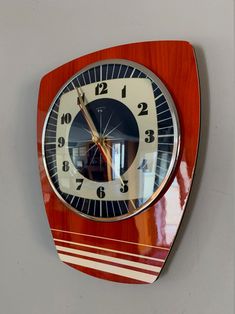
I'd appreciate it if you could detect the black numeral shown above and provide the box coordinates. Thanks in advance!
[62,161,69,172]
[58,137,65,147]
[95,82,108,95]
[121,85,126,98]
[76,178,84,190]
[97,186,105,199]
[138,159,149,172]
[61,113,72,124]
[145,130,155,143]
[138,102,148,116]
[77,93,85,105]
[120,180,128,193]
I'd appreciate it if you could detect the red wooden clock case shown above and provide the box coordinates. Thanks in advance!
[37,41,200,284]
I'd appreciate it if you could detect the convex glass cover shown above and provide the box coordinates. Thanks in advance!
[42,60,180,221]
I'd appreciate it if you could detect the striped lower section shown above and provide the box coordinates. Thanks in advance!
[56,245,161,273]
[59,253,157,283]
[54,238,165,263]
[51,228,169,250]
[52,229,169,284]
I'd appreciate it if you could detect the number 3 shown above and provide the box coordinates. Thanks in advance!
[145,130,155,143]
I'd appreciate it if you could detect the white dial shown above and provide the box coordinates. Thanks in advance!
[42,60,180,221]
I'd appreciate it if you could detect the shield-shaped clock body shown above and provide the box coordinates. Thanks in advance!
[37,41,200,284]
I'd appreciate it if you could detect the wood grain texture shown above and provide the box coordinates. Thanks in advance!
[37,41,200,284]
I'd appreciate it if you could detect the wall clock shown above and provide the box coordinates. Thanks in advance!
[37,41,200,284]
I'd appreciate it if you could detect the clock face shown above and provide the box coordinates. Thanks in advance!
[42,59,180,221]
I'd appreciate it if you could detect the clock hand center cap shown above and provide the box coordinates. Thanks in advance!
[92,136,108,145]
[91,135,99,144]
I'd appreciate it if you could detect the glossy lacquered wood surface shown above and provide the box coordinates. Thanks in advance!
[37,41,200,284]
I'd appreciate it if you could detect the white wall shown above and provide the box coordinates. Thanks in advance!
[0,1,234,313]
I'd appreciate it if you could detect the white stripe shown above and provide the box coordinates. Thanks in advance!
[51,228,169,250]
[155,93,163,100]
[56,245,161,272]
[54,238,165,263]
[130,68,135,77]
[58,253,157,283]
[87,70,91,84]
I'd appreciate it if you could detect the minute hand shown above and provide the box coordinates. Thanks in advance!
[76,87,112,179]
[76,87,100,142]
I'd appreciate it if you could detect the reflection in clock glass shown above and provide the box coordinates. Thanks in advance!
[68,98,139,182]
